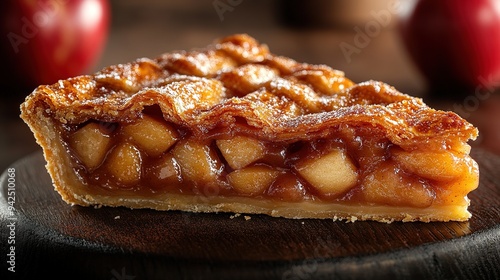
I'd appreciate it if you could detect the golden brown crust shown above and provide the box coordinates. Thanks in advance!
[21,34,477,146]
[20,34,479,222]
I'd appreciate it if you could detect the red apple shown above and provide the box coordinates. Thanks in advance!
[399,0,500,93]
[0,0,110,91]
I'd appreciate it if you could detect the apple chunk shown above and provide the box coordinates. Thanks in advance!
[391,147,467,181]
[216,136,266,169]
[227,165,280,195]
[172,139,222,184]
[362,161,435,208]
[295,148,358,196]
[69,122,111,170]
[145,153,182,188]
[121,115,178,157]
[105,142,142,185]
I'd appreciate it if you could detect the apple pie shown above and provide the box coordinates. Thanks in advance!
[20,34,479,222]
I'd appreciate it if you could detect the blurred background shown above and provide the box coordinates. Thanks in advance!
[1,0,499,172]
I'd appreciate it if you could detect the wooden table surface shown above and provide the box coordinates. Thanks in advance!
[0,1,499,279]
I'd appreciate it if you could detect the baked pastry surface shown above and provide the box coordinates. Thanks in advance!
[20,34,479,222]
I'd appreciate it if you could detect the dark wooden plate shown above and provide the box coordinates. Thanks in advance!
[1,148,499,280]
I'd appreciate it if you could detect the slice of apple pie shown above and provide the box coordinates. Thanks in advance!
[20,34,479,222]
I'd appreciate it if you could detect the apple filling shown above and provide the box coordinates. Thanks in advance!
[63,112,478,208]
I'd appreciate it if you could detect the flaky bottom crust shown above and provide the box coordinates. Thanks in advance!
[79,194,471,223]
[22,104,471,223]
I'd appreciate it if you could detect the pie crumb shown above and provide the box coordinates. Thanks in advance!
[244,215,251,220]
[347,216,358,223]
[114,216,120,219]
